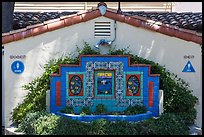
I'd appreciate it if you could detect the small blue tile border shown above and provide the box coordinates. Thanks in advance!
[54,111,153,122]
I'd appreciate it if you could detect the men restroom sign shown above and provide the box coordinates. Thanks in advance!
[11,60,25,74]
[182,60,195,72]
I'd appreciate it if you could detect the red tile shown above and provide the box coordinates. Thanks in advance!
[166,28,176,36]
[56,82,61,106]
[24,29,32,38]
[124,16,141,27]
[150,24,162,32]
[149,101,153,107]
[32,25,48,36]
[116,14,125,22]
[148,82,154,107]
[191,35,202,45]
[132,15,147,21]
[140,22,152,30]
[175,30,192,42]
[2,35,14,44]
[105,11,125,22]
[13,32,24,41]
[157,26,166,34]
[72,15,83,25]
[47,20,65,31]
[159,27,174,36]
[64,18,73,26]
[82,10,101,22]
[104,11,115,19]
[50,73,60,77]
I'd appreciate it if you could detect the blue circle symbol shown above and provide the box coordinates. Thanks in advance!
[11,60,25,74]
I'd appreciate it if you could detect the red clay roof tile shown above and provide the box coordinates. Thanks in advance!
[24,29,32,38]
[32,25,48,36]
[104,11,125,22]
[81,10,101,22]
[2,35,14,44]
[191,35,202,44]
[124,16,141,27]
[71,15,83,25]
[13,32,24,41]
[47,20,64,31]
[64,18,73,26]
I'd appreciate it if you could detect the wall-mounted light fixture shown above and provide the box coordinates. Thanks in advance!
[94,39,112,48]
[98,2,107,16]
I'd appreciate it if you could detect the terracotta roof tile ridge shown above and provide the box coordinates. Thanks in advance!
[104,8,202,45]
[106,9,202,36]
[2,6,202,45]
[2,8,101,36]
[2,8,101,45]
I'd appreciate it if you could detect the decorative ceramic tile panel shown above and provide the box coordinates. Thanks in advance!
[50,55,160,116]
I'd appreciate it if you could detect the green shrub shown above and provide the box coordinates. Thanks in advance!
[60,107,74,114]
[80,106,91,115]
[17,111,91,135]
[17,111,189,135]
[53,117,90,135]
[16,111,55,135]
[33,113,59,135]
[88,119,109,135]
[106,120,141,135]
[146,113,189,135]
[124,105,147,115]
[76,41,100,55]
[95,104,106,114]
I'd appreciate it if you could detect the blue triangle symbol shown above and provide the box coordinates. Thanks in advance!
[182,61,195,72]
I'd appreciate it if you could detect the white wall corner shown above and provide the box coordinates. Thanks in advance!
[46,90,50,113]
[159,89,164,115]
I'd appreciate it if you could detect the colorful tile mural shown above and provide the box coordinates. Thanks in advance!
[50,55,160,116]
[94,70,114,97]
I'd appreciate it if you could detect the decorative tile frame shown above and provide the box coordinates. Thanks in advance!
[66,72,86,97]
[50,55,160,116]
[94,70,115,98]
[68,74,84,96]
[126,74,141,96]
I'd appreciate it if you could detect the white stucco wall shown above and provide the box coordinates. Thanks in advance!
[3,16,202,127]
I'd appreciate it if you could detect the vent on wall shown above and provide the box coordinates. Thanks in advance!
[94,22,111,37]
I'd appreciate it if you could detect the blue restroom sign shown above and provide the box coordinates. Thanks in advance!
[11,60,25,74]
[182,61,195,72]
